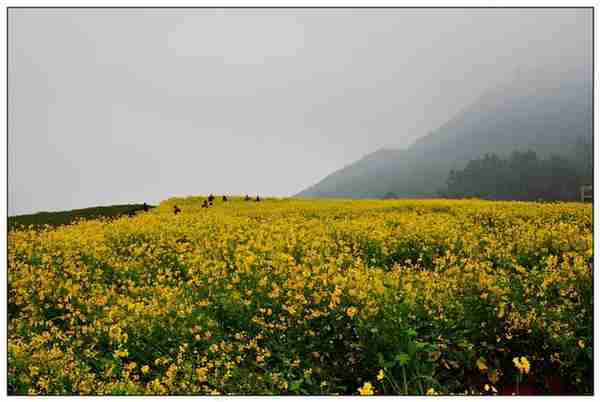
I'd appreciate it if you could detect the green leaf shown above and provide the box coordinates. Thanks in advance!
[408,342,417,357]
[395,353,411,366]
[290,380,303,392]
[377,353,386,367]
[415,341,427,350]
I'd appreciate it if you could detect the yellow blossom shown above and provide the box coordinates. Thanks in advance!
[196,367,208,382]
[513,356,530,375]
[346,306,358,318]
[7,197,591,395]
[358,381,374,395]
[476,357,488,372]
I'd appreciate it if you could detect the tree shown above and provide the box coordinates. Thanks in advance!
[439,150,583,201]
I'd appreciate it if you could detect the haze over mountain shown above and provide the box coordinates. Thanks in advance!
[296,65,592,199]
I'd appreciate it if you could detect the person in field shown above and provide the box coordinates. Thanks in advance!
[255,195,260,202]
[208,194,214,203]
[173,205,181,214]
[143,202,150,212]
[222,195,228,202]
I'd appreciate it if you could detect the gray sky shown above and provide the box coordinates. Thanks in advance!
[8,8,591,215]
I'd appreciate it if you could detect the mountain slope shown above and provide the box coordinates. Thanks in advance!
[296,67,592,198]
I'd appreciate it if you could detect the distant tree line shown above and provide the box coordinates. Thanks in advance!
[438,147,592,201]
[8,203,155,231]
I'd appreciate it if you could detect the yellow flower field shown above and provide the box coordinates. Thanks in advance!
[8,197,593,395]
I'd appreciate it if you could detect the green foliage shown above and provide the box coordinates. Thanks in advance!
[439,150,587,201]
[9,204,155,231]
[8,198,592,395]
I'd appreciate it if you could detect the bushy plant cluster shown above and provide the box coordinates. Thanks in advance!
[8,197,592,395]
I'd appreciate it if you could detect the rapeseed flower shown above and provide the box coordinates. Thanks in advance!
[358,382,374,395]
[513,357,530,375]
[7,197,591,395]
[346,306,358,318]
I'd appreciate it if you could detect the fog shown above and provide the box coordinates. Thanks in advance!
[8,8,591,215]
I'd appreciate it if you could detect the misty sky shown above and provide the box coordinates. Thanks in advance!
[8,8,592,215]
